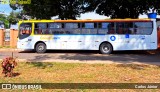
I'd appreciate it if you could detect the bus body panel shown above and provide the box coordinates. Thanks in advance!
[17,19,158,52]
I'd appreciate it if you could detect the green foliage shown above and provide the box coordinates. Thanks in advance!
[7,11,24,25]
[0,11,23,28]
[9,0,160,19]
[10,0,87,19]
[0,14,9,28]
[7,11,18,24]
[10,0,59,19]
[93,0,160,18]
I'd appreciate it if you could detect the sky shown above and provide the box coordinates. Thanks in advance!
[0,4,160,19]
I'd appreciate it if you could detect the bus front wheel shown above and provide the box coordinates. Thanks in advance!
[100,43,113,54]
[35,43,46,53]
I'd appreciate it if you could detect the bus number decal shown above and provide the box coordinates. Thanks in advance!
[110,36,116,41]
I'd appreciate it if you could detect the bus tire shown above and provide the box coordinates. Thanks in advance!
[35,43,46,53]
[100,43,113,54]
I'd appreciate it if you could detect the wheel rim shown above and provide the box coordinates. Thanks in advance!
[38,45,44,51]
[102,45,109,53]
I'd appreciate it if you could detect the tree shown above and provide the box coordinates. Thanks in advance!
[94,0,160,18]
[0,14,9,28]
[6,11,25,28]
[10,0,86,19]
[10,0,160,19]
[7,11,18,25]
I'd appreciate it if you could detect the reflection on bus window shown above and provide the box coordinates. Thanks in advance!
[116,22,134,34]
[20,23,32,35]
[81,23,97,34]
[82,23,95,28]
[108,23,115,34]
[65,23,79,29]
[19,23,32,39]
[49,23,62,28]
[134,22,153,35]
[98,23,109,34]
[35,23,49,34]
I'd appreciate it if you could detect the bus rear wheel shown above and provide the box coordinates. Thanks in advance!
[100,43,113,54]
[35,43,46,53]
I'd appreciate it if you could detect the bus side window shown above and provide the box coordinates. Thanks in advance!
[65,23,80,34]
[134,22,152,35]
[125,22,135,34]
[82,23,97,34]
[108,23,115,34]
[34,24,40,34]
[35,23,47,34]
[48,23,64,34]
[116,23,123,34]
[98,22,109,34]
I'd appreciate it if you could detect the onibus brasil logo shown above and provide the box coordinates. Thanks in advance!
[0,0,31,4]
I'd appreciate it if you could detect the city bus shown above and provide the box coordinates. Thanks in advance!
[17,19,157,54]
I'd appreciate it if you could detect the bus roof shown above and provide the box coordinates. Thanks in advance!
[19,19,153,23]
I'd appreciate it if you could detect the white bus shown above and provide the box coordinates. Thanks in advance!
[17,19,157,54]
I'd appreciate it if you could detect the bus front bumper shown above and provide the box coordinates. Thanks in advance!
[17,41,33,49]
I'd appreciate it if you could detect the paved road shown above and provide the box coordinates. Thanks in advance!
[0,49,160,65]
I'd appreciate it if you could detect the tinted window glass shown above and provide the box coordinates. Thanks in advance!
[83,23,94,28]
[65,23,79,28]
[108,23,116,34]
[116,22,133,34]
[19,23,32,35]
[19,23,32,39]
[102,23,109,29]
[49,23,62,28]
[34,23,49,34]
[134,22,153,35]
[98,23,109,34]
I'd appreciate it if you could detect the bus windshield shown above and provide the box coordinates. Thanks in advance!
[19,23,32,39]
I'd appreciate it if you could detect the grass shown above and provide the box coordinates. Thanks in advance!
[0,46,10,48]
[0,62,160,92]
[0,46,17,49]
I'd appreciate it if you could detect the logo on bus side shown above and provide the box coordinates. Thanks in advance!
[110,36,116,41]
[40,36,53,40]
[53,37,60,40]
